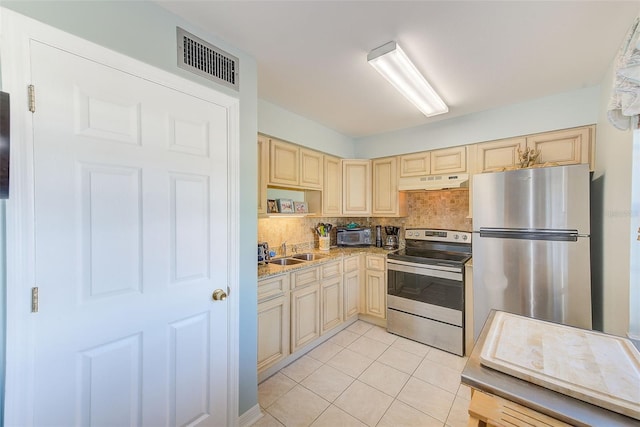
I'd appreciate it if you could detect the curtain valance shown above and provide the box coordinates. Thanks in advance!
[608,17,640,130]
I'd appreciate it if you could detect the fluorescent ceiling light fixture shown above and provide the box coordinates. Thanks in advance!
[368,41,448,117]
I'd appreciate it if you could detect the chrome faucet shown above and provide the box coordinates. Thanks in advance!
[281,241,287,257]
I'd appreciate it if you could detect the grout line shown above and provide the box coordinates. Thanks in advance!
[257,319,469,427]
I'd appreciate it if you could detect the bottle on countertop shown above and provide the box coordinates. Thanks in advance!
[375,225,382,247]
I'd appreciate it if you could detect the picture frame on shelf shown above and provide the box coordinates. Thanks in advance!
[267,199,278,213]
[293,201,308,214]
[277,199,294,214]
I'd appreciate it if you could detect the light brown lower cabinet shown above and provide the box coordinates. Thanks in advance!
[257,273,290,372]
[257,294,290,372]
[364,255,386,319]
[290,283,321,353]
[467,390,571,427]
[321,277,343,333]
[343,255,361,320]
[320,260,343,334]
[258,253,385,375]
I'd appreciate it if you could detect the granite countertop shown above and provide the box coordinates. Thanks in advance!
[258,246,396,279]
[462,310,640,426]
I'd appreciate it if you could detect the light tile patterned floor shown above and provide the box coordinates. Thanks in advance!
[253,320,471,427]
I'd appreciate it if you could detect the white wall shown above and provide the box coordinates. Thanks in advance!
[354,86,601,158]
[594,60,634,337]
[258,99,355,158]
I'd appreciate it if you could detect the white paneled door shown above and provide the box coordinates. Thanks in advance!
[15,36,232,426]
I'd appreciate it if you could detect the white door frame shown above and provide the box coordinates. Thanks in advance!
[0,8,240,426]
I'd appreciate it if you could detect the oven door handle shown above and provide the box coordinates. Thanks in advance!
[387,261,462,281]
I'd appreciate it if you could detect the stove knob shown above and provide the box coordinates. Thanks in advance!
[454,234,459,240]
[462,235,468,241]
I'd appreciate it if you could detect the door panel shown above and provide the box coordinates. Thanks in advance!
[472,164,590,231]
[81,164,142,298]
[472,235,591,340]
[30,40,228,426]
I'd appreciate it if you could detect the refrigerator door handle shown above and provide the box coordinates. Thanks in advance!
[478,227,579,242]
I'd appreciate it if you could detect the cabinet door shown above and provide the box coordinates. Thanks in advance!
[300,148,323,189]
[323,155,342,216]
[290,284,320,352]
[321,277,343,334]
[526,126,593,169]
[431,146,467,174]
[342,159,371,216]
[343,269,360,320]
[269,139,299,186]
[476,137,526,173]
[365,269,386,319]
[258,295,290,372]
[372,157,403,216]
[399,151,431,177]
[257,135,269,214]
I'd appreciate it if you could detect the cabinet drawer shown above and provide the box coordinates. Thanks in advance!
[343,255,360,272]
[258,274,289,302]
[321,261,342,279]
[366,255,386,271]
[291,266,320,289]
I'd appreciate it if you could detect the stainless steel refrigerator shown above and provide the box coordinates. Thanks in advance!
[472,164,592,339]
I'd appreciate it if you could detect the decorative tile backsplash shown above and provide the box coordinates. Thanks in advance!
[258,189,471,252]
[405,189,472,230]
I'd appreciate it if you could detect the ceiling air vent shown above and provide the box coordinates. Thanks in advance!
[177,27,239,91]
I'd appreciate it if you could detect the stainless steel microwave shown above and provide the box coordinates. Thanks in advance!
[337,227,372,247]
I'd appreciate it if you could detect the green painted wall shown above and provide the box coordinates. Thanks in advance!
[1,1,259,416]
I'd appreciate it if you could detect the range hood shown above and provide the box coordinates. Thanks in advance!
[398,173,469,191]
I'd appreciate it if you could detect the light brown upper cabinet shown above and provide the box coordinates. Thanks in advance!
[323,155,342,216]
[476,125,595,173]
[342,159,371,216]
[476,137,527,173]
[526,126,594,170]
[372,156,407,217]
[430,146,467,174]
[300,147,323,189]
[399,151,431,177]
[268,137,323,189]
[257,135,269,215]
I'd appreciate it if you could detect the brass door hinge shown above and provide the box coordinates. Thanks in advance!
[31,286,39,313]
[28,84,35,113]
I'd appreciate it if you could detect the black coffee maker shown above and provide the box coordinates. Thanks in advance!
[384,226,400,249]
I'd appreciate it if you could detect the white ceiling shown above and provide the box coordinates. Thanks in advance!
[158,1,639,138]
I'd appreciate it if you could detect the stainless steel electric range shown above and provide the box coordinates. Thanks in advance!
[386,228,472,356]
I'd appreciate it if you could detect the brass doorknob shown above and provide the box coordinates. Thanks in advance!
[212,289,227,301]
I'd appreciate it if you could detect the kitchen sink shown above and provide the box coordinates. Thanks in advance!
[267,257,306,266]
[291,253,329,261]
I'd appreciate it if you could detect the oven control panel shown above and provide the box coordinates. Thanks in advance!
[405,228,472,243]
